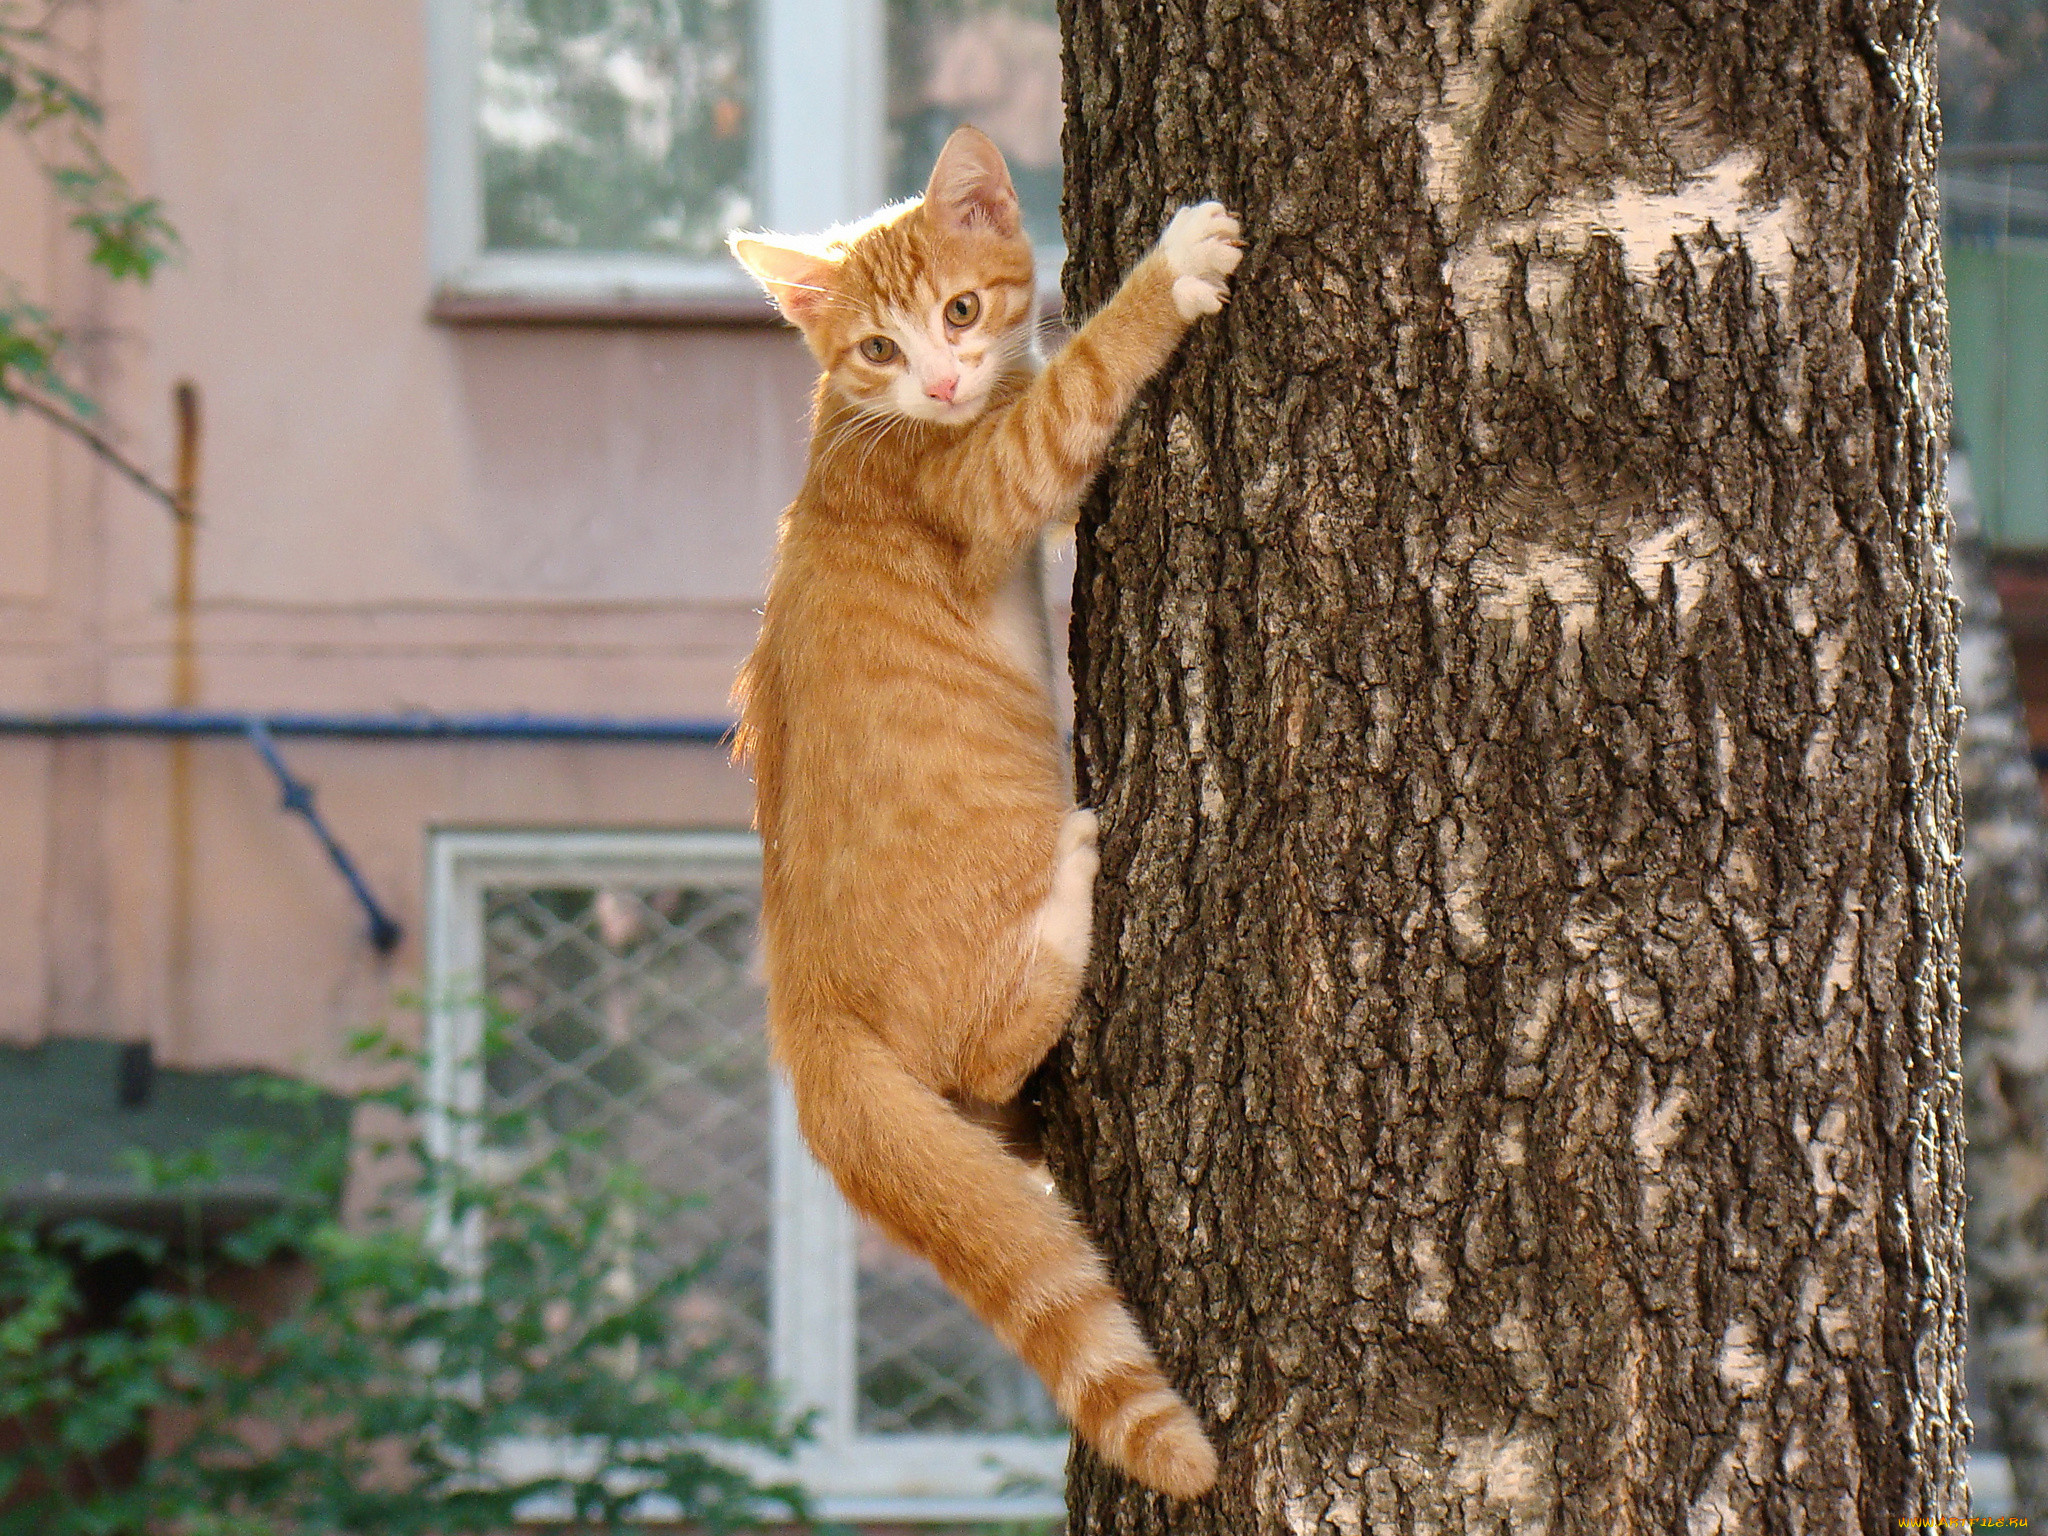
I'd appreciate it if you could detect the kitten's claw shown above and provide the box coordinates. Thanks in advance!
[1161,201,1243,321]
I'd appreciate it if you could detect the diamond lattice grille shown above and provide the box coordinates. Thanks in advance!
[856,1228,1060,1434]
[475,866,1062,1439]
[480,880,772,1377]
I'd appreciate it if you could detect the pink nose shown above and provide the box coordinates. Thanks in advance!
[926,375,958,403]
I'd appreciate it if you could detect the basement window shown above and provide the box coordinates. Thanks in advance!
[425,829,1065,1521]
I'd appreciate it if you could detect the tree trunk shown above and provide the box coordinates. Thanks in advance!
[1953,452,2048,1511]
[1046,2,1965,1532]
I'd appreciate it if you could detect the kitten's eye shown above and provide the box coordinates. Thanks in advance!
[859,336,899,364]
[944,292,980,327]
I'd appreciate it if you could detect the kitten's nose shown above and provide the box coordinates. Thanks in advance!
[926,374,959,403]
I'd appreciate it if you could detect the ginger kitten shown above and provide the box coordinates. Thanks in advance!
[730,126,1240,1500]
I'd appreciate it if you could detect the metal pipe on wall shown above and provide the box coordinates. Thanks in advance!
[0,710,738,953]
[0,711,734,742]
[167,381,203,1058]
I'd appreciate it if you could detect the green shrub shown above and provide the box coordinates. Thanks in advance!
[0,1028,808,1536]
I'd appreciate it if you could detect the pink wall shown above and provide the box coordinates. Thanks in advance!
[0,0,817,1074]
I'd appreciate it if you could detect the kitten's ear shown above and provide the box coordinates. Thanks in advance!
[729,233,838,327]
[923,125,1022,239]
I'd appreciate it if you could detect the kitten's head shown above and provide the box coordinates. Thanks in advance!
[730,126,1037,426]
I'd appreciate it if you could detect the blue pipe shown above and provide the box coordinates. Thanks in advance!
[243,721,405,954]
[0,709,738,955]
[0,710,734,742]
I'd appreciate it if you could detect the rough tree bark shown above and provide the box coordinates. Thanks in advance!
[1045,2,1964,1531]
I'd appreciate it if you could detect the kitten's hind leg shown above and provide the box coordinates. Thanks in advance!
[959,809,1099,1104]
[951,1092,1047,1166]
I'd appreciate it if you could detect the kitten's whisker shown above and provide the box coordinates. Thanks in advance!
[849,412,898,479]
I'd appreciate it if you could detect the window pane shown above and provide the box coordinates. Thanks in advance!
[478,0,754,256]
[1940,0,2048,544]
[857,1220,1062,1435]
[887,0,1063,248]
[481,880,772,1379]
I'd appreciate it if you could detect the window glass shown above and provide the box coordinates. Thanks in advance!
[887,0,1064,248]
[857,1219,1061,1433]
[481,879,772,1379]
[1940,0,2048,544]
[477,0,755,257]
[473,860,1062,1442]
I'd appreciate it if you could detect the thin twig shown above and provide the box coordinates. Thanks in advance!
[7,384,188,519]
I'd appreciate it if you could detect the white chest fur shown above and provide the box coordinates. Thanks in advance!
[984,545,1051,685]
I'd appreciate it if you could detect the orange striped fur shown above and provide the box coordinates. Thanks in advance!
[729,126,1239,1501]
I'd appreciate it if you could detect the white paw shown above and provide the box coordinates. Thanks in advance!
[1036,869,1095,971]
[1160,201,1242,320]
[1039,809,1099,970]
[1058,807,1100,861]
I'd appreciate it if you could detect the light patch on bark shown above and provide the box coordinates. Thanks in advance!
[1818,899,1862,1018]
[1407,1227,1453,1325]
[1464,519,1723,660]
[1366,685,1400,772]
[1785,581,1819,637]
[1169,595,1228,820]
[1446,1425,1556,1535]
[1812,628,1850,711]
[1417,0,1535,215]
[1563,908,1617,958]
[1794,1103,1852,1222]
[1490,1305,1536,1356]
[1711,705,1737,815]
[1633,1082,1691,1170]
[1496,1103,1529,1166]
[1263,1392,1368,1536]
[1166,411,1206,475]
[1716,1317,1772,1396]
[1513,976,1562,1060]
[1440,813,1492,959]
[1624,513,1718,627]
[1803,720,1839,783]
[1598,957,1665,1042]
[1443,151,1805,370]
[1818,1303,1858,1355]
[1687,1418,1769,1536]
[1470,542,1598,654]
[1637,1083,1684,1232]
[1279,1482,1320,1536]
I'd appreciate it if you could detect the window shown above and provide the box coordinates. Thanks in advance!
[428,0,1063,306]
[425,830,1066,1521]
[1940,0,2048,545]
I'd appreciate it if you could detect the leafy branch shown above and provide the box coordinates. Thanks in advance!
[0,0,183,514]
[0,1024,816,1536]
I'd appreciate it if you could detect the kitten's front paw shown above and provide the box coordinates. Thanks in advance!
[1160,202,1244,321]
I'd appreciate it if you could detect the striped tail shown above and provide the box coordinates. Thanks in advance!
[779,1014,1218,1499]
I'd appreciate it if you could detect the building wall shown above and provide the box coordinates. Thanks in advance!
[0,0,813,1075]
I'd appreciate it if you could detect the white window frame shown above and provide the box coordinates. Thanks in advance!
[426,0,886,304]
[425,829,1067,1523]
